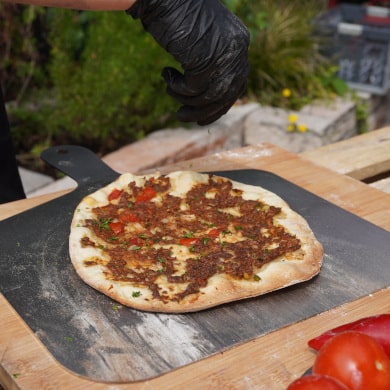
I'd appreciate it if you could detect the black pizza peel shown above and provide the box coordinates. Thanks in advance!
[0,145,389,382]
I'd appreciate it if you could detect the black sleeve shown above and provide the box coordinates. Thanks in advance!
[0,87,26,203]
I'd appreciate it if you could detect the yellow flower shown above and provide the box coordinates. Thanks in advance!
[288,114,298,123]
[297,123,307,133]
[282,88,291,98]
[287,124,295,132]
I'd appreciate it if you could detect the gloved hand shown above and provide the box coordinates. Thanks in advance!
[127,0,250,126]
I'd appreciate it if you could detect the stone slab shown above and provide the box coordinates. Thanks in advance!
[19,167,54,196]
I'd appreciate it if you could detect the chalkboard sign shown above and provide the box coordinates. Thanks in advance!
[359,41,387,86]
[316,4,390,95]
[336,35,390,94]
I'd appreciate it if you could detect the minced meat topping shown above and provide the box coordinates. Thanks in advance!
[81,175,301,303]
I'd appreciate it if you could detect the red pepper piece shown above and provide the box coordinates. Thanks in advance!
[118,210,140,223]
[108,221,125,235]
[135,186,157,203]
[128,237,143,246]
[208,228,222,238]
[108,188,122,201]
[308,314,390,358]
[180,237,200,246]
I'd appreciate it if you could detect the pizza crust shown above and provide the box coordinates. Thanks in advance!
[69,171,323,313]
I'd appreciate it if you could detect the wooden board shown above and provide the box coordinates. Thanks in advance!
[300,126,390,181]
[1,143,389,389]
[1,166,389,382]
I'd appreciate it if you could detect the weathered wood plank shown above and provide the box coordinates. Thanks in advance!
[300,126,390,181]
[370,176,390,194]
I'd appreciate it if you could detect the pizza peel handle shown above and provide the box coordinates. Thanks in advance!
[40,145,119,185]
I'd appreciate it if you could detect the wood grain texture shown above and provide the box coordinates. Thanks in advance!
[1,143,389,389]
[370,176,390,193]
[300,126,390,181]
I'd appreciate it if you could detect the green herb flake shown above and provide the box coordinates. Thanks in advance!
[132,291,142,298]
[98,217,112,231]
[253,274,261,282]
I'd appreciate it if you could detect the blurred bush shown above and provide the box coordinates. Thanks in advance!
[226,0,347,110]
[0,4,50,101]
[45,9,179,149]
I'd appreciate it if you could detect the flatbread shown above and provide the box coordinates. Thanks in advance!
[69,171,323,312]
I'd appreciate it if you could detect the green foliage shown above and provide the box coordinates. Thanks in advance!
[351,94,369,134]
[227,0,348,110]
[45,10,179,150]
[0,4,49,101]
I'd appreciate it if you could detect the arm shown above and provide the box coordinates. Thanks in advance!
[1,0,135,11]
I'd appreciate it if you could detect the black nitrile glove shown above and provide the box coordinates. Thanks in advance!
[127,0,250,126]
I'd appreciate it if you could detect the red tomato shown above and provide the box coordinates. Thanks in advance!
[287,374,349,390]
[108,188,122,201]
[308,314,390,358]
[313,331,390,390]
[118,210,140,223]
[108,221,124,235]
[208,228,222,238]
[135,186,157,203]
[179,237,200,246]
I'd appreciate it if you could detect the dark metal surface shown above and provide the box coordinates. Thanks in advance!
[0,146,389,382]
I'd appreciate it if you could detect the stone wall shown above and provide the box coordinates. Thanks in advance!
[103,93,389,174]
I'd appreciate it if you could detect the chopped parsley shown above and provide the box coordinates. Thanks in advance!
[96,217,112,231]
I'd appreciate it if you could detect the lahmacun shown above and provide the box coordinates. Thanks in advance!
[69,171,323,312]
